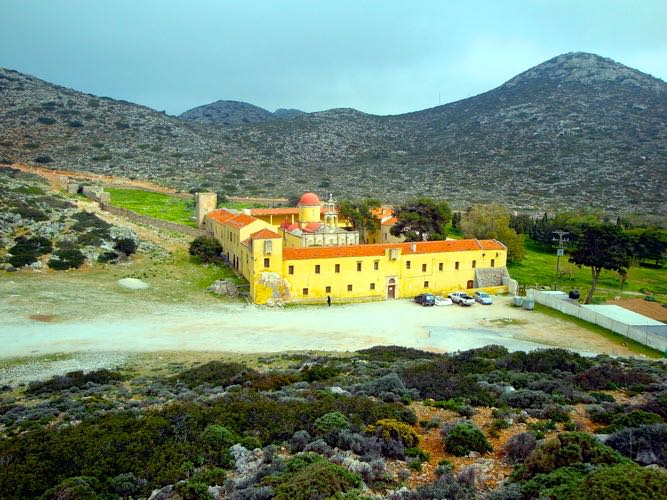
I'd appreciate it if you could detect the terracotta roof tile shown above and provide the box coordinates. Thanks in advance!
[250,228,281,239]
[282,239,505,260]
[224,213,258,229]
[302,221,322,233]
[381,216,398,226]
[206,209,236,223]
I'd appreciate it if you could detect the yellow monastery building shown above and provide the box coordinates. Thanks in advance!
[196,192,509,305]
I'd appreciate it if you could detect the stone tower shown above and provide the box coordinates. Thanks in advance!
[195,192,218,227]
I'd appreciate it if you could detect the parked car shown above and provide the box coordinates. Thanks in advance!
[473,291,493,305]
[448,291,475,306]
[434,296,453,306]
[414,293,436,306]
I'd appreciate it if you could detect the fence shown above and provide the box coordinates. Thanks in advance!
[99,203,205,238]
[530,290,667,352]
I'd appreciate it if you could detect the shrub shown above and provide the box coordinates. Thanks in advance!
[522,432,627,478]
[176,479,214,500]
[8,253,37,267]
[174,361,248,388]
[301,364,341,382]
[71,212,111,233]
[315,411,351,435]
[606,423,667,466]
[274,461,361,500]
[442,422,492,457]
[114,238,137,256]
[500,389,551,409]
[48,249,86,270]
[290,430,311,452]
[41,476,101,499]
[574,363,655,390]
[553,463,667,499]
[498,348,590,374]
[189,236,222,263]
[356,345,440,361]
[365,418,419,448]
[11,203,48,221]
[108,472,148,497]
[504,432,537,463]
[430,398,475,417]
[26,369,123,395]
[98,251,119,263]
[34,154,53,164]
[521,466,586,499]
[37,116,56,125]
[200,425,238,448]
[599,410,663,434]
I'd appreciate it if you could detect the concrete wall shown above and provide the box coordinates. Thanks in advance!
[530,290,667,352]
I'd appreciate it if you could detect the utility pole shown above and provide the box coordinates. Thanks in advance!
[552,230,569,290]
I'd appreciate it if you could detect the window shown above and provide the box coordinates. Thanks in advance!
[315,264,320,274]
[325,286,331,293]
[357,262,362,272]
[374,260,379,270]
[288,265,294,275]
[422,263,427,272]
[491,259,495,267]
[335,263,340,273]
[406,261,411,270]
[472,260,476,268]
[370,283,375,290]
[384,233,387,241]
[439,262,443,271]
[347,284,353,291]
[455,261,459,270]
[302,288,309,296]
[424,281,429,288]
[264,258,270,268]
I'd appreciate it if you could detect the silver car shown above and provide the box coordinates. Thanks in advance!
[473,291,493,305]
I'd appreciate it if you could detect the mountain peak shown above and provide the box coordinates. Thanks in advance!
[506,52,665,90]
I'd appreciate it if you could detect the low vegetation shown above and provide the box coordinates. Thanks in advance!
[1,345,665,498]
[107,187,197,227]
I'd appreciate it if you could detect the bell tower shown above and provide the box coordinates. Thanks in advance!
[195,192,218,227]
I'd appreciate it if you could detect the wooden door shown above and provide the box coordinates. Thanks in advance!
[387,285,395,299]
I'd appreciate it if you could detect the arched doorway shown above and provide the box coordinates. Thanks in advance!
[387,277,397,299]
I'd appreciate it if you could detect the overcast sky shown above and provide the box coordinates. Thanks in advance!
[2,1,666,116]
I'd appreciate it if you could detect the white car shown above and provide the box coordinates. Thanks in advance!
[434,296,453,306]
[448,291,475,306]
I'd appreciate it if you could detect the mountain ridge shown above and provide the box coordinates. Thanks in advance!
[1,52,665,216]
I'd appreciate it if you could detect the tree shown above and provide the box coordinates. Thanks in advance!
[189,236,222,263]
[628,228,667,267]
[389,197,451,242]
[568,224,630,304]
[460,203,525,263]
[338,198,381,243]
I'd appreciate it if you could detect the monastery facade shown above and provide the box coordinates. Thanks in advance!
[197,192,509,305]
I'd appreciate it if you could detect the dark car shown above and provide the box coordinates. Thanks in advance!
[414,293,436,306]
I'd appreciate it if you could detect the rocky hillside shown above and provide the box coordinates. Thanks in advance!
[1,52,666,215]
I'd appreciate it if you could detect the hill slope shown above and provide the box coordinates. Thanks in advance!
[1,52,665,215]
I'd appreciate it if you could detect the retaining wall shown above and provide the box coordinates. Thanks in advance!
[530,290,667,352]
[99,203,205,238]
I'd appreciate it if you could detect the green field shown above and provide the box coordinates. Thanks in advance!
[106,188,197,227]
[509,239,667,303]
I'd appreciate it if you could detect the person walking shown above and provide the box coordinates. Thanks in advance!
[327,295,331,307]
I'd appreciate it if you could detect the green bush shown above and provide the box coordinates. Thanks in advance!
[443,422,492,456]
[356,345,440,361]
[175,479,214,500]
[200,424,238,448]
[522,432,627,479]
[114,238,137,256]
[365,418,419,447]
[48,249,86,270]
[189,236,222,263]
[8,253,38,267]
[274,461,361,500]
[98,251,119,263]
[315,411,351,435]
[173,361,248,388]
[599,410,663,434]
[40,476,101,499]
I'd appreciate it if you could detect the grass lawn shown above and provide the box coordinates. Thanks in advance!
[106,188,197,227]
[509,239,667,304]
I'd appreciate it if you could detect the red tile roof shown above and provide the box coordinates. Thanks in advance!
[302,221,322,233]
[250,228,281,239]
[206,209,236,223]
[381,216,398,226]
[224,213,258,229]
[283,239,506,260]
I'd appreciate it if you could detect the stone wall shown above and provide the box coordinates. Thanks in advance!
[530,290,667,352]
[99,203,205,238]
